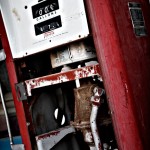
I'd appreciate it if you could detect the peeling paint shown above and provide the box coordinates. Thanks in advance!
[74,66,96,78]
[36,126,75,150]
[25,75,69,96]
[25,65,101,96]
[36,131,60,141]
[120,72,129,108]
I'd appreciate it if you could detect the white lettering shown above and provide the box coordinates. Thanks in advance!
[40,27,43,32]
[39,9,43,16]
[45,6,49,13]
[48,25,51,30]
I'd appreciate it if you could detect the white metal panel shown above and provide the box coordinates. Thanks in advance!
[0,0,89,59]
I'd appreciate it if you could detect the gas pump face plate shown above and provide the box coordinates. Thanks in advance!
[0,0,89,58]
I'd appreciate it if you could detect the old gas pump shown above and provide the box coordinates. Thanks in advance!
[1,0,149,149]
[0,0,118,149]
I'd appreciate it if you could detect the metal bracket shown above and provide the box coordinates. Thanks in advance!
[15,82,27,101]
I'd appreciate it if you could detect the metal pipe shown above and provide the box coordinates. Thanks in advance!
[90,87,104,150]
[0,83,13,147]
[90,105,101,150]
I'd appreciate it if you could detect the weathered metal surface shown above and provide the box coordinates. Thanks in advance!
[0,14,32,150]
[0,0,89,58]
[86,0,148,149]
[36,126,75,150]
[50,39,96,68]
[90,87,104,150]
[72,85,104,150]
[90,106,101,150]
[15,82,27,101]
[25,64,101,96]
[91,87,105,106]
[73,84,97,128]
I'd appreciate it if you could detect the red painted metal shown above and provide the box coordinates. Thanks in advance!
[25,64,101,96]
[85,0,150,149]
[1,0,150,149]
[0,14,32,150]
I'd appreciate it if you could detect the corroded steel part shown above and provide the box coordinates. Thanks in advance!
[73,84,97,127]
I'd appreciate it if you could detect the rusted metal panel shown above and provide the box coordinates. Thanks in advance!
[25,64,102,96]
[73,84,97,128]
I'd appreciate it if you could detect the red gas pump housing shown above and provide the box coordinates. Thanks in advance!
[85,0,150,149]
[0,0,150,149]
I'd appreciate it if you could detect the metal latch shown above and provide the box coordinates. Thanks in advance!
[15,82,27,101]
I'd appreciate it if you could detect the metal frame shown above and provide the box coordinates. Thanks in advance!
[0,14,32,150]
[24,64,101,96]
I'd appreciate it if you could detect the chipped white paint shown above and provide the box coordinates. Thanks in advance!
[25,82,32,96]
[25,65,101,96]
[124,83,129,93]
[74,67,96,79]
[25,75,69,96]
